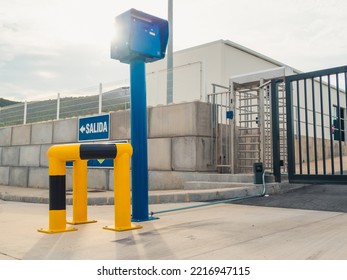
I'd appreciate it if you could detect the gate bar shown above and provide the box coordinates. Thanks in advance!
[327,75,335,174]
[285,77,295,181]
[304,78,310,174]
[336,74,343,174]
[271,78,281,182]
[311,78,318,174]
[296,81,302,174]
[319,76,327,174]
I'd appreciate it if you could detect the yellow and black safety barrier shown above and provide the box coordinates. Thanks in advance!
[38,143,142,234]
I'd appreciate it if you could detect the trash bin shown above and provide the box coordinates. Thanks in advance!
[253,162,263,184]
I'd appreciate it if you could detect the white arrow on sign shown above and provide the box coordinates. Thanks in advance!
[80,125,86,133]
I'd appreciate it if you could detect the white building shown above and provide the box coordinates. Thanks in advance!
[145,39,297,106]
[144,39,346,176]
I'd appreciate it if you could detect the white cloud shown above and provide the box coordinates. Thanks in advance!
[1,0,347,101]
[34,71,59,79]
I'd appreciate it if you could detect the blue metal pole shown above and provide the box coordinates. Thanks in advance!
[130,59,155,221]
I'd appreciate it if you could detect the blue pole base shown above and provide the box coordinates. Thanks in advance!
[132,216,159,222]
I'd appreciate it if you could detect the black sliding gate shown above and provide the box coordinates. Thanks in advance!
[284,65,347,184]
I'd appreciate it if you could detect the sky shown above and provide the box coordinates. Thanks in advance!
[1,0,347,101]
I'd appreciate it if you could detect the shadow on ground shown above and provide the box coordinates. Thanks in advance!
[230,184,347,213]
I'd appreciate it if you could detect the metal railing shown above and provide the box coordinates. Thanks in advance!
[207,83,232,173]
[0,81,130,127]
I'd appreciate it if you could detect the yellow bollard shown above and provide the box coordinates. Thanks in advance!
[39,143,141,234]
[103,143,142,231]
[38,152,77,234]
[67,159,97,225]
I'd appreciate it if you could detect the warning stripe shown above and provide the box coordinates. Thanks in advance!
[80,144,117,160]
[49,176,66,211]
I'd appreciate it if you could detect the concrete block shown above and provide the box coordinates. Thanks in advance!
[53,118,78,143]
[110,110,131,140]
[148,138,171,171]
[9,167,28,187]
[60,166,110,191]
[28,167,49,188]
[19,146,41,167]
[40,144,52,167]
[149,102,196,137]
[196,101,212,137]
[171,137,214,172]
[12,125,31,145]
[0,167,10,185]
[149,101,212,138]
[31,122,53,144]
[0,127,12,146]
[172,137,197,171]
[88,169,109,190]
[108,170,114,190]
[2,147,20,166]
[149,171,185,190]
[196,137,215,171]
[65,168,73,191]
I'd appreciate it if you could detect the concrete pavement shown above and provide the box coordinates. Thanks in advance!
[1,184,347,260]
[233,184,347,213]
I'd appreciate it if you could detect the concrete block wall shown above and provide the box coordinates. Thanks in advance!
[0,101,216,190]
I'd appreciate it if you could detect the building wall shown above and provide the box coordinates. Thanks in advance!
[222,42,285,86]
[146,41,223,106]
[0,101,215,190]
[145,40,293,107]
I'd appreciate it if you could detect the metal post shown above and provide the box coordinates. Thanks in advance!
[303,79,310,174]
[67,159,96,225]
[38,146,77,234]
[230,82,235,174]
[327,75,335,174]
[103,144,142,231]
[130,59,155,221]
[167,0,173,104]
[23,100,27,125]
[285,78,295,182]
[271,79,281,182]
[259,79,265,164]
[336,74,343,174]
[319,76,326,174]
[99,83,103,114]
[57,93,60,120]
[311,78,318,174]
[296,81,302,174]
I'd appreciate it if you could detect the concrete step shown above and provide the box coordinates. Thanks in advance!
[148,185,264,204]
[1,180,295,206]
[189,173,255,183]
[149,171,278,190]
[180,173,276,183]
[183,181,256,190]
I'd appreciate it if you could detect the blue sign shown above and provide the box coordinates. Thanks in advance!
[66,159,114,168]
[78,114,110,142]
[226,111,234,120]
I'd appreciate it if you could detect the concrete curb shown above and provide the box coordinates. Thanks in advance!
[0,182,306,205]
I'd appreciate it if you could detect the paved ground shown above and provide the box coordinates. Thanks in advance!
[232,184,347,213]
[1,184,347,260]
